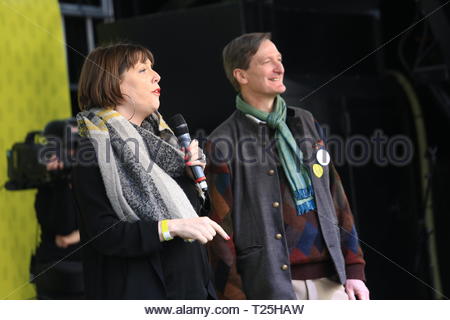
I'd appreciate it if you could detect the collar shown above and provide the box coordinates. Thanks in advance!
[244,106,295,125]
[245,114,267,125]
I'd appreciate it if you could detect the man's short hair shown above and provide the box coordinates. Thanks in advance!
[222,32,271,91]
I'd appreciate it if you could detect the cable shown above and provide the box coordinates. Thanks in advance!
[387,70,443,299]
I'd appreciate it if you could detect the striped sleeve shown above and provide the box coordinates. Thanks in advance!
[205,140,246,299]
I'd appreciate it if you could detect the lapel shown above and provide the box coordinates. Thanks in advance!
[286,107,330,186]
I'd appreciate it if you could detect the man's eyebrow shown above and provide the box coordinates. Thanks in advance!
[260,54,282,61]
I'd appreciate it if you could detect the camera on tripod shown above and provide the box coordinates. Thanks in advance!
[5,118,80,190]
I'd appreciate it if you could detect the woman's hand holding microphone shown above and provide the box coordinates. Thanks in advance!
[183,139,206,180]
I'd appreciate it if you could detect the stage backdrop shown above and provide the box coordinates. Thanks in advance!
[0,0,71,299]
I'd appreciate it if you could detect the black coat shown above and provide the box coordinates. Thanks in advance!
[34,178,81,263]
[72,139,216,299]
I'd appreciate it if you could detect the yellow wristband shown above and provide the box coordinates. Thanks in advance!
[161,220,173,241]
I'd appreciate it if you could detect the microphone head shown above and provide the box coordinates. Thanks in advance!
[168,113,189,135]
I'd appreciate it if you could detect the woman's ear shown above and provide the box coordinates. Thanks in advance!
[118,79,127,96]
[233,68,248,86]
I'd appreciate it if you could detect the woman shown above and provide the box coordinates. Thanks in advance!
[72,43,229,299]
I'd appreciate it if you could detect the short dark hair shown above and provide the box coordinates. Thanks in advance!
[77,43,155,111]
[222,32,271,91]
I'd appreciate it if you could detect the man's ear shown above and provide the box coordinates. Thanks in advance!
[233,68,248,86]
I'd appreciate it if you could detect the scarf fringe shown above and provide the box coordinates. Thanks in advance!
[294,186,317,215]
[294,185,315,199]
[296,199,317,215]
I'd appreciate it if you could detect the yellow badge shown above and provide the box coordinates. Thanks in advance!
[313,164,324,178]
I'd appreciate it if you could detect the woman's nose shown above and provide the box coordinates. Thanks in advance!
[153,71,161,83]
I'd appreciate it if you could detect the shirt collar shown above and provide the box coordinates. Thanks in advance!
[245,114,267,125]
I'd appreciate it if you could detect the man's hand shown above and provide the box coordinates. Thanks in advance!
[344,279,370,300]
[46,154,64,171]
[55,230,80,248]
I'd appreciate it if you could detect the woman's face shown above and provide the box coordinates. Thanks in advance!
[119,58,161,118]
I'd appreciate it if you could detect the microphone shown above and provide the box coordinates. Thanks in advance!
[168,114,208,192]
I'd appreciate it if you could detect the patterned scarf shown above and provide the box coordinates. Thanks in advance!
[76,108,198,222]
[236,94,316,215]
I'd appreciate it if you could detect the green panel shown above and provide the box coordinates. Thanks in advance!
[0,0,71,299]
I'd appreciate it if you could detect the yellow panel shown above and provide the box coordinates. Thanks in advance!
[0,0,71,299]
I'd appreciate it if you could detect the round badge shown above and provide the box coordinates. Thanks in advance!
[313,164,324,178]
[316,149,330,166]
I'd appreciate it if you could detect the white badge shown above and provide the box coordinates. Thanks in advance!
[316,149,330,166]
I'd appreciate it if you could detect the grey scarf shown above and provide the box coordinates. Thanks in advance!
[76,108,198,222]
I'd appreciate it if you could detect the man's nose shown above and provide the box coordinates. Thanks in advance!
[274,61,284,74]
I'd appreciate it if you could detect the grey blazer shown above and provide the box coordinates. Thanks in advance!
[207,106,347,299]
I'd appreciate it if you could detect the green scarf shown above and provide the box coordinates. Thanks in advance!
[236,94,316,215]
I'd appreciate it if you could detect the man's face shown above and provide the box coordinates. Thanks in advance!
[239,40,286,97]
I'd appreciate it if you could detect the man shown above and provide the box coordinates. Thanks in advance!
[32,119,84,299]
[206,33,370,300]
